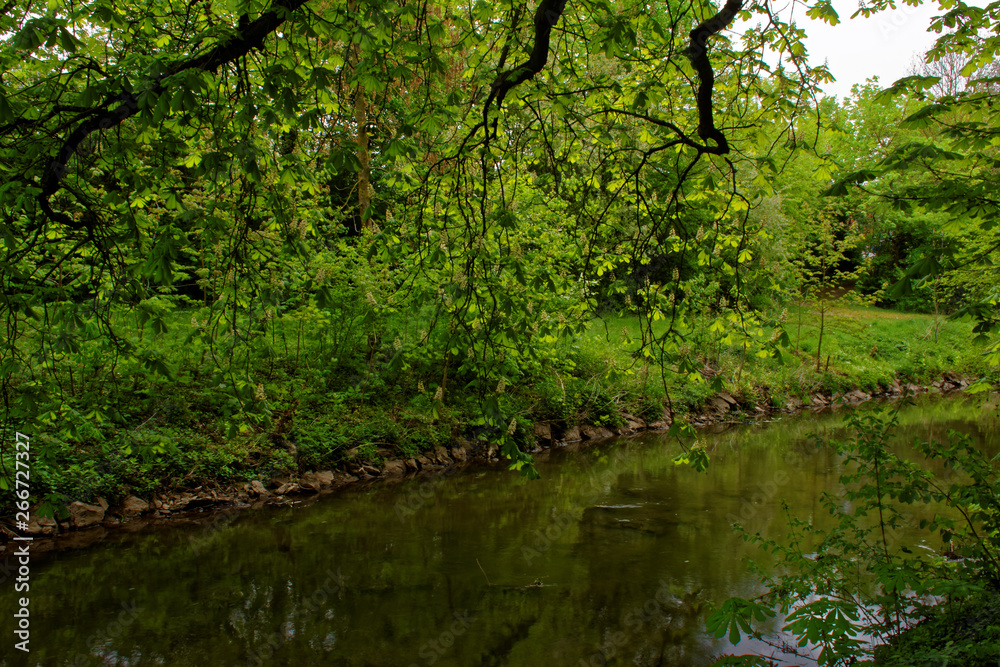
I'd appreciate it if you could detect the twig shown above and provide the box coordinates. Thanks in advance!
[476,558,492,586]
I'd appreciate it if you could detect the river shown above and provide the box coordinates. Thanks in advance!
[3,394,998,666]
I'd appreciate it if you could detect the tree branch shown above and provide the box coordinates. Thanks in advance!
[482,0,742,156]
[686,0,743,154]
[37,0,312,220]
[485,0,567,121]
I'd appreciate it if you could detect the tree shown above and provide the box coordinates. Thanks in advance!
[0,0,862,480]
[791,201,863,371]
[824,1,1000,374]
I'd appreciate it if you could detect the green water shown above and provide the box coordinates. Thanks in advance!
[3,396,998,667]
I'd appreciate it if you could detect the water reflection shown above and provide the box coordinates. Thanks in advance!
[2,395,997,666]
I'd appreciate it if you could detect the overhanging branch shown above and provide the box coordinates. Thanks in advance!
[483,0,567,132]
[687,0,744,154]
[482,0,743,156]
[37,0,312,222]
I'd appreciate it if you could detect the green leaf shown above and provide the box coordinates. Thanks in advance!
[0,93,13,123]
[878,75,942,99]
[806,1,840,25]
[822,169,877,196]
[966,380,993,395]
[901,103,949,128]
[58,27,82,53]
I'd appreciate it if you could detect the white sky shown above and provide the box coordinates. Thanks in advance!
[794,0,950,99]
[736,0,971,100]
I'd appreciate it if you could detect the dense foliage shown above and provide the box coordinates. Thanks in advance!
[0,0,998,510]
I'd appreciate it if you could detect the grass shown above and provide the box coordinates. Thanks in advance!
[559,304,989,416]
[1,297,994,516]
[785,304,986,387]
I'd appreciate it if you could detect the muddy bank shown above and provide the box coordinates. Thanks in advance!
[0,372,982,555]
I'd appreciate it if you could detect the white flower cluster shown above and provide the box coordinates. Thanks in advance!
[293,218,308,238]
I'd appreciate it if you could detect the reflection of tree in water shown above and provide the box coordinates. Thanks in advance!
[3,398,996,664]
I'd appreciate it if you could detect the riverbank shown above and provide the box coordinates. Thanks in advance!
[2,377,984,554]
[1,303,994,548]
